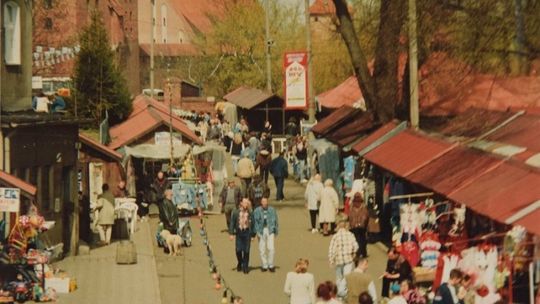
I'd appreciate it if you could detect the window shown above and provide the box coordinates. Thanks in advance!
[161,4,167,43]
[44,0,53,9]
[44,17,53,30]
[4,1,21,65]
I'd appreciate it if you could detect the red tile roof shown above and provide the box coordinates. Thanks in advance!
[311,105,361,136]
[139,44,198,57]
[0,171,37,197]
[363,130,455,177]
[317,76,365,109]
[170,0,227,33]
[79,133,123,161]
[109,95,202,149]
[309,0,336,15]
[223,86,275,110]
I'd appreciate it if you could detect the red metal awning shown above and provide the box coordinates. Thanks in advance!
[325,112,374,147]
[0,171,37,197]
[352,121,401,154]
[363,130,455,177]
[311,105,360,136]
[406,146,505,195]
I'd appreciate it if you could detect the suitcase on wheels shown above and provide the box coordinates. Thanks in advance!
[116,240,137,264]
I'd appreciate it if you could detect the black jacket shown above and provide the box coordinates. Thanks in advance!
[229,209,255,237]
[433,283,462,304]
[159,198,178,233]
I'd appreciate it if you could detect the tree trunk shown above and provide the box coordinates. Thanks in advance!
[333,0,406,123]
[373,0,407,123]
[333,0,376,113]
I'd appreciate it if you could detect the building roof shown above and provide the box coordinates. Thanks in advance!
[170,0,226,33]
[317,76,365,109]
[363,130,455,177]
[351,121,402,154]
[223,86,275,110]
[79,133,123,161]
[139,44,198,57]
[0,170,37,197]
[433,108,516,138]
[309,0,336,15]
[325,112,375,147]
[109,95,202,149]
[311,105,360,136]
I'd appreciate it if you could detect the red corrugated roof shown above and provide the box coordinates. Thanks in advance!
[352,122,399,153]
[363,130,454,177]
[139,44,198,57]
[309,0,336,15]
[311,105,360,136]
[447,161,540,231]
[223,86,275,110]
[486,114,540,152]
[325,113,375,147]
[407,146,505,195]
[109,95,202,149]
[79,133,123,161]
[317,76,364,109]
[0,171,37,197]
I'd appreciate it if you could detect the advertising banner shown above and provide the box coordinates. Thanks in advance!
[284,51,308,109]
[0,188,20,212]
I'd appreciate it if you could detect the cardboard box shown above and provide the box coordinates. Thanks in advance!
[45,277,70,293]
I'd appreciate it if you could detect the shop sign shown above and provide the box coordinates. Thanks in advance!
[283,51,308,109]
[0,188,20,212]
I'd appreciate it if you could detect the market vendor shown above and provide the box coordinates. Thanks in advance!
[382,246,412,298]
[114,180,129,198]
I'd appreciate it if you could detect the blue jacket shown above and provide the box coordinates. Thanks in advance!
[253,206,278,236]
[270,156,288,178]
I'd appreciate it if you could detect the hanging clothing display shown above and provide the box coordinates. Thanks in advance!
[419,232,441,269]
[343,156,356,191]
[459,246,500,304]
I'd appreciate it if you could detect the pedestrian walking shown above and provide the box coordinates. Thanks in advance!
[230,133,245,175]
[295,138,308,183]
[96,183,115,246]
[345,256,377,304]
[270,150,288,201]
[219,179,242,230]
[316,281,341,304]
[319,179,339,235]
[328,215,359,299]
[255,149,272,184]
[284,258,315,304]
[382,247,412,298]
[237,152,255,193]
[229,198,255,274]
[247,175,270,209]
[305,174,323,233]
[253,197,278,272]
[348,193,369,258]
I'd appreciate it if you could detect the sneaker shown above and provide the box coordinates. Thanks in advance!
[311,228,317,234]
[269,267,275,273]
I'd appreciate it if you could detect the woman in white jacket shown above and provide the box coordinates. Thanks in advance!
[319,179,339,236]
[284,258,315,304]
[305,174,323,233]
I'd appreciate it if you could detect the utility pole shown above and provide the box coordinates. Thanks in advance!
[167,60,174,167]
[265,0,272,93]
[408,0,419,130]
[305,0,315,124]
[150,0,155,98]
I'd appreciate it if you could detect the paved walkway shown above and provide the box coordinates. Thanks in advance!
[52,220,161,304]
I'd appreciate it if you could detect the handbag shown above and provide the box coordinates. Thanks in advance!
[367,216,380,233]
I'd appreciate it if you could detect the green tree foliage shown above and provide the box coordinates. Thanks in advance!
[185,0,304,97]
[73,11,131,125]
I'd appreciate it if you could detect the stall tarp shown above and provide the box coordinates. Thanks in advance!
[124,143,191,159]
[192,142,226,155]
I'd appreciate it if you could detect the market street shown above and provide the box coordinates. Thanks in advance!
[52,174,387,304]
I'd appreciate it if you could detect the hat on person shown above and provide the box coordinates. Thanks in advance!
[336,214,348,224]
[260,150,269,156]
[390,283,401,294]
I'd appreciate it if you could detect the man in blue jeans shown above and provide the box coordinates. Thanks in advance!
[253,197,278,272]
[270,151,288,201]
[229,198,255,274]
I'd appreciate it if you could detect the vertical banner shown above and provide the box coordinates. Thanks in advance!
[284,51,308,109]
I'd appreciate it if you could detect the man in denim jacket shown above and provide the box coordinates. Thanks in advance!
[253,197,279,272]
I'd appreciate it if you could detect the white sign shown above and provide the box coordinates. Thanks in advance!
[284,51,308,109]
[32,76,43,89]
[0,188,21,212]
[155,132,182,145]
